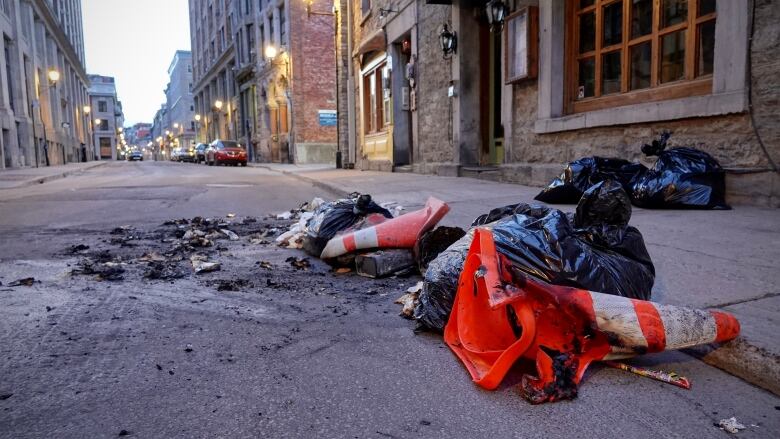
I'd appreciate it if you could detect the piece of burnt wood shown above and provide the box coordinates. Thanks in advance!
[355,249,414,278]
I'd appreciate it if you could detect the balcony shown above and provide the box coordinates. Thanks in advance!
[234,53,257,83]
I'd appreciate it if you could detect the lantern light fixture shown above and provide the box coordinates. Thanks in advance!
[47,69,60,84]
[264,45,278,60]
[485,0,509,33]
[439,23,457,59]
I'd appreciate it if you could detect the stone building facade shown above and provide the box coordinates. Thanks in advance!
[87,74,123,160]
[0,0,92,169]
[346,0,780,206]
[188,0,337,164]
[165,50,196,150]
[150,104,169,159]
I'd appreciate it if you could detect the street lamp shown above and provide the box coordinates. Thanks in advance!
[214,100,223,111]
[32,67,62,167]
[194,114,201,122]
[47,69,60,85]
[83,105,91,115]
[173,123,179,129]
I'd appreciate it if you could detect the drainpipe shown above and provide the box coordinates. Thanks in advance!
[346,0,356,166]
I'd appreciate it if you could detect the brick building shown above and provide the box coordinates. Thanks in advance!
[188,0,338,164]
[345,0,780,206]
[0,0,93,169]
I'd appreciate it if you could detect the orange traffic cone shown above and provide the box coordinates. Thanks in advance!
[319,197,449,259]
[444,229,740,404]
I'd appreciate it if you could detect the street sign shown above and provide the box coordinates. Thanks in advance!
[318,110,337,127]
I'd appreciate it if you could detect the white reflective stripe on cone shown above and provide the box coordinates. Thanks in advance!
[590,292,648,359]
[353,228,378,249]
[320,238,347,259]
[655,303,718,350]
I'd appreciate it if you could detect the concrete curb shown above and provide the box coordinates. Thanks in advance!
[685,337,780,397]
[0,161,108,190]
[254,163,780,396]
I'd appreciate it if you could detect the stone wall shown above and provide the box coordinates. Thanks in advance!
[414,3,454,170]
[749,0,780,170]
[500,0,779,206]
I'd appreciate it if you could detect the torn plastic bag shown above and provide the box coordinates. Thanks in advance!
[415,226,466,273]
[534,157,647,204]
[302,194,393,257]
[631,133,730,209]
[415,180,655,331]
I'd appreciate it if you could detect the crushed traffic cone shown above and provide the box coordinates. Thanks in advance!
[320,197,449,259]
[444,229,740,404]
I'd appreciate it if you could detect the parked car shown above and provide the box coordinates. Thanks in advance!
[206,140,247,167]
[195,143,209,163]
[170,147,181,161]
[178,145,197,163]
[127,150,144,161]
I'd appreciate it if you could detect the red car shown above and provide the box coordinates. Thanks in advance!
[206,140,247,166]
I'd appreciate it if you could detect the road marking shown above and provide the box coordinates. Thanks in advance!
[205,184,253,188]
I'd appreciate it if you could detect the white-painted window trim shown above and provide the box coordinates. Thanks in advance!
[534,0,749,134]
[359,53,388,141]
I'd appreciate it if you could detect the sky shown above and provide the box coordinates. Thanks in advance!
[82,0,191,125]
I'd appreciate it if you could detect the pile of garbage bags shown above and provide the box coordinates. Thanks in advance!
[276,193,462,277]
[535,133,730,209]
[415,180,656,331]
[302,194,394,257]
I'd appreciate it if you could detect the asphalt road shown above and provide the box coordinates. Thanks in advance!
[0,161,778,438]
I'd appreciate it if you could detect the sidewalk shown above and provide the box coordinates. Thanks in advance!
[256,163,780,395]
[0,161,107,190]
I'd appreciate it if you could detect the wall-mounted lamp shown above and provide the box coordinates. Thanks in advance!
[378,7,398,20]
[83,105,91,115]
[194,114,201,122]
[47,69,60,85]
[213,100,224,111]
[439,23,457,59]
[485,0,509,33]
[264,45,278,60]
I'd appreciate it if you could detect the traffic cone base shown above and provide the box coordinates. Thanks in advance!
[444,229,740,404]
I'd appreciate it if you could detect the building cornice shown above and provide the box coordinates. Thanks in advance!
[32,0,89,84]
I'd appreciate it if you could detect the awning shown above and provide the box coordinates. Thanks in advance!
[353,28,386,57]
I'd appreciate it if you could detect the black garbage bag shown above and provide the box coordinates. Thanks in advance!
[415,226,466,273]
[415,180,655,331]
[535,157,648,204]
[302,194,393,257]
[631,133,730,209]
